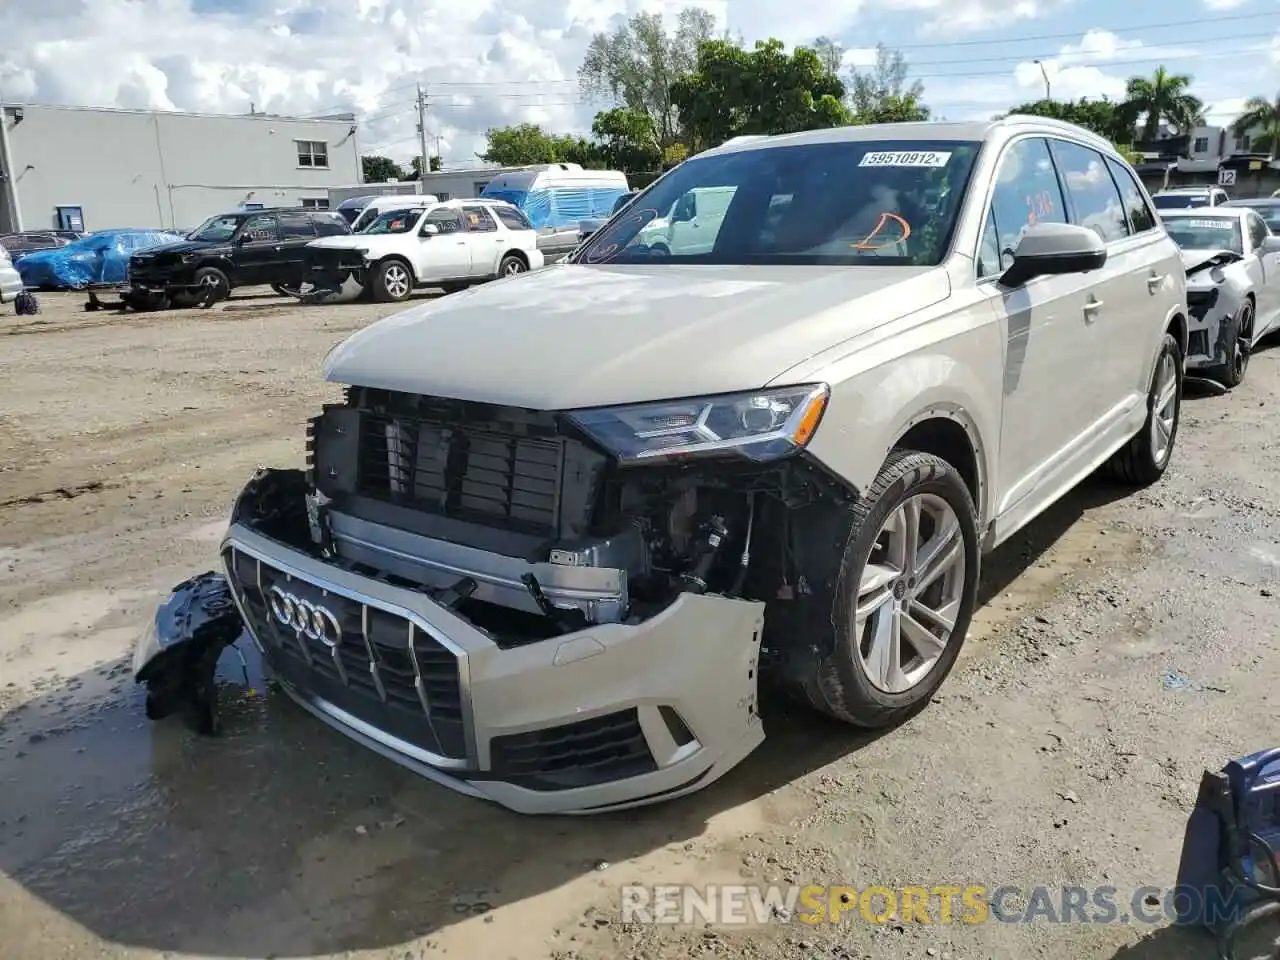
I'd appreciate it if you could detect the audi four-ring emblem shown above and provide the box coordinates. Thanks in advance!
[268,585,342,647]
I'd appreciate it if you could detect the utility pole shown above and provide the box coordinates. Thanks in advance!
[416,83,429,190]
[435,135,442,168]
[1034,60,1051,100]
[0,100,23,232]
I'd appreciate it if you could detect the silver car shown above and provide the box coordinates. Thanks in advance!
[136,117,1188,814]
[0,241,22,304]
[1161,206,1280,386]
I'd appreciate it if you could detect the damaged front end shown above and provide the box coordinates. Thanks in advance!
[1183,249,1248,371]
[300,245,370,298]
[137,385,852,813]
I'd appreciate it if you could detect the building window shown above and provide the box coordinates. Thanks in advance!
[1242,134,1252,152]
[1193,136,1209,154]
[297,140,329,168]
[436,192,450,201]
[474,181,490,195]
[300,198,329,209]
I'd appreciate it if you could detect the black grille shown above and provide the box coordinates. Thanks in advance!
[225,547,467,761]
[357,410,565,533]
[489,708,657,791]
[1187,288,1218,321]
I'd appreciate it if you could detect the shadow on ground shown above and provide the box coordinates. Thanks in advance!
[0,479,1131,957]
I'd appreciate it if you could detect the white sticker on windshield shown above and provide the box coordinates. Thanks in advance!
[1184,219,1233,229]
[859,150,952,168]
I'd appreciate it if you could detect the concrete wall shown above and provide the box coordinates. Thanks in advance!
[416,168,509,201]
[2,105,361,232]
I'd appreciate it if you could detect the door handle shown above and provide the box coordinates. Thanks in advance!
[1083,297,1104,319]
[1147,273,1167,292]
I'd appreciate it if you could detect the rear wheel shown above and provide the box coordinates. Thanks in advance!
[498,254,527,278]
[793,450,980,729]
[371,259,413,302]
[1101,331,1182,485]
[1210,299,1251,388]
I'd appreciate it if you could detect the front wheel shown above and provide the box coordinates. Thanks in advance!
[1210,300,1251,388]
[193,266,230,305]
[370,259,413,302]
[797,450,980,729]
[1101,331,1182,485]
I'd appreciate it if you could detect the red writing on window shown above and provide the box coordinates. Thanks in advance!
[1024,191,1055,226]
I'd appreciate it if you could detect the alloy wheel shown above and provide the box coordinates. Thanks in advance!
[1150,350,1179,466]
[384,264,410,298]
[855,493,967,694]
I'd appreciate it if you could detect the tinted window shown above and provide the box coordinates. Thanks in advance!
[494,205,533,231]
[1163,216,1244,255]
[577,139,982,266]
[1105,157,1156,233]
[462,206,497,232]
[1049,140,1129,242]
[189,214,240,242]
[279,214,316,239]
[240,215,278,242]
[424,208,463,234]
[313,215,349,237]
[981,137,1067,278]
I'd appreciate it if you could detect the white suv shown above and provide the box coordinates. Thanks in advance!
[305,199,545,301]
[0,240,22,304]
[136,117,1188,814]
[1153,186,1230,210]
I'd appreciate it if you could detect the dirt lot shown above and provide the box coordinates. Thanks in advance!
[0,288,1277,960]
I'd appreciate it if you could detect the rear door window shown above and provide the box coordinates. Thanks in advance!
[462,206,498,232]
[279,214,317,239]
[1048,139,1130,242]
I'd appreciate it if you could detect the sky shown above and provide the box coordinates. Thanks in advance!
[1,0,1279,169]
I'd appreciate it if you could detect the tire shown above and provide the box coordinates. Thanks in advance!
[498,254,527,278]
[1101,331,1182,485]
[794,449,981,729]
[193,266,230,304]
[370,259,413,302]
[1209,299,1251,388]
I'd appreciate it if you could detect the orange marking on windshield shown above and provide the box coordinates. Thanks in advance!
[851,212,911,250]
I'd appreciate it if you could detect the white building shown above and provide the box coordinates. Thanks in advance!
[0,103,362,234]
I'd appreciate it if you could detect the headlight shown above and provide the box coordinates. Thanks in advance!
[565,383,829,464]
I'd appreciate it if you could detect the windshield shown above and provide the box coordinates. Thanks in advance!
[361,208,423,235]
[1154,193,1212,210]
[1164,216,1244,255]
[188,215,241,242]
[576,140,981,266]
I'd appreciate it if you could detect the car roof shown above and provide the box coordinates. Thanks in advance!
[1156,186,1223,195]
[697,114,1116,158]
[219,207,342,217]
[1222,197,1280,207]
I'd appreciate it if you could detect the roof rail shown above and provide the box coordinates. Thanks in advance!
[996,114,1115,152]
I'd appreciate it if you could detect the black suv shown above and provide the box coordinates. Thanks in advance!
[126,208,350,305]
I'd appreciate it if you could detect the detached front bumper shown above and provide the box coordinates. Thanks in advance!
[221,525,765,814]
[1185,283,1239,370]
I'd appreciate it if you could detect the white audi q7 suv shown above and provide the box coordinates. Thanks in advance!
[135,116,1188,814]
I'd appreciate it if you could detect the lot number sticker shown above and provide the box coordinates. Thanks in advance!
[859,151,952,168]
[1185,219,1233,229]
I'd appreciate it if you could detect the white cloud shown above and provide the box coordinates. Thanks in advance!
[878,0,1070,36]
[1204,0,1247,9]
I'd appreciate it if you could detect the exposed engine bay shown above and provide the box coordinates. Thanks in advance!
[304,387,855,649]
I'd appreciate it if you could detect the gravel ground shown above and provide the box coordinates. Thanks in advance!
[0,288,1277,959]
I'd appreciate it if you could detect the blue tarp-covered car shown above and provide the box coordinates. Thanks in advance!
[16,229,185,289]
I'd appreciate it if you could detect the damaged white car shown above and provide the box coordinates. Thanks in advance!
[1162,207,1280,387]
[135,118,1187,815]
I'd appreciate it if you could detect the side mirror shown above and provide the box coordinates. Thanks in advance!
[1261,235,1280,255]
[234,233,250,245]
[999,222,1107,288]
[421,223,440,237]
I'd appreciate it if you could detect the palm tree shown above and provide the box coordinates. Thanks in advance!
[1123,66,1204,141]
[1232,94,1280,159]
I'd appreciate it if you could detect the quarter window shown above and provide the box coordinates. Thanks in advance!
[1049,140,1130,243]
[494,206,533,231]
[297,140,329,168]
[979,137,1067,279]
[1104,157,1156,234]
[462,206,498,232]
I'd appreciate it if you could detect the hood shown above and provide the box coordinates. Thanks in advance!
[309,235,406,254]
[131,238,225,258]
[1179,247,1242,276]
[323,262,950,410]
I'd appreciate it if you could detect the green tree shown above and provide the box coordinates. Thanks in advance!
[847,44,928,121]
[407,155,442,179]
[362,155,404,183]
[811,36,844,77]
[590,106,662,173]
[480,123,600,167]
[430,155,442,172]
[1003,97,1135,144]
[578,7,718,149]
[1232,94,1280,158]
[671,38,849,150]
[1122,67,1203,141]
